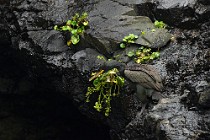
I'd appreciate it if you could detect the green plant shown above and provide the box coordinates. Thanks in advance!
[86,68,125,116]
[97,55,106,61]
[127,46,160,63]
[54,12,89,46]
[154,20,166,28]
[120,34,138,48]
[141,31,146,36]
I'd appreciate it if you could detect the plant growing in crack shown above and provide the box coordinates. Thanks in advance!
[54,12,89,46]
[120,34,138,49]
[154,20,166,28]
[86,68,125,117]
[120,34,160,63]
[127,46,160,64]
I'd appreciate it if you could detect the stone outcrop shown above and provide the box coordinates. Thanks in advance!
[1,0,210,139]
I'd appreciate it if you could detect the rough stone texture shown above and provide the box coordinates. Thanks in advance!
[71,48,106,73]
[85,0,171,56]
[116,0,210,29]
[1,0,210,139]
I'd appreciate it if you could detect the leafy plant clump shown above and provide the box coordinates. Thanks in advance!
[127,46,160,64]
[120,34,138,48]
[154,20,166,28]
[54,12,89,46]
[86,68,125,117]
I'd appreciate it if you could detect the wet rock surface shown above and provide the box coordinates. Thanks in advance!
[1,0,210,140]
[85,0,171,56]
[117,0,210,28]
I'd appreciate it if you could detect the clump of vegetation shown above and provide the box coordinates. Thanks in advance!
[120,34,138,49]
[97,55,106,61]
[54,12,89,46]
[154,20,166,28]
[86,68,125,117]
[127,46,160,64]
[119,34,160,63]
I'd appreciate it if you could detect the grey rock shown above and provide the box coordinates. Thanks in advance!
[43,51,74,68]
[71,48,106,73]
[116,0,210,28]
[28,30,68,53]
[123,94,201,140]
[199,0,210,5]
[125,64,163,91]
[1,0,210,139]
[195,81,209,93]
[199,88,210,107]
[85,0,172,55]
[124,64,163,116]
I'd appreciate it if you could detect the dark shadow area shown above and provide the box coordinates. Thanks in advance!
[0,93,111,140]
[0,46,111,140]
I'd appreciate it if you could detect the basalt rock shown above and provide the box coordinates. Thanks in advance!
[1,0,210,140]
[115,0,210,29]
[85,0,171,56]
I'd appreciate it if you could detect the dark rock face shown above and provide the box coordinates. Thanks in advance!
[122,0,210,29]
[1,0,210,140]
[0,2,110,139]
[86,0,171,56]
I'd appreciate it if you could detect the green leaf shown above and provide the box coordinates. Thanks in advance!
[142,56,150,61]
[71,20,77,26]
[71,29,78,35]
[71,35,80,44]
[141,31,146,35]
[129,34,134,38]
[123,38,127,42]
[127,50,135,57]
[83,21,89,26]
[54,25,58,30]
[135,50,141,56]
[94,102,102,112]
[66,20,72,25]
[135,58,142,64]
[77,28,83,34]
[116,76,125,86]
[93,78,101,87]
[134,35,138,39]
[152,52,160,58]
[127,40,135,43]
[61,26,71,31]
[120,43,126,48]
[154,21,166,28]
[149,55,155,59]
[122,34,138,43]
[82,12,88,17]
[151,29,156,32]
[67,39,71,46]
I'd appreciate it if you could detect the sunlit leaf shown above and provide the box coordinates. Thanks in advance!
[152,52,160,58]
[71,35,80,44]
[66,20,72,25]
[127,50,135,57]
[154,20,166,28]
[120,43,126,48]
[67,40,71,46]
[83,21,89,26]
[54,25,58,30]
[141,31,146,35]
[61,26,71,31]
[71,29,77,35]
[116,76,125,86]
